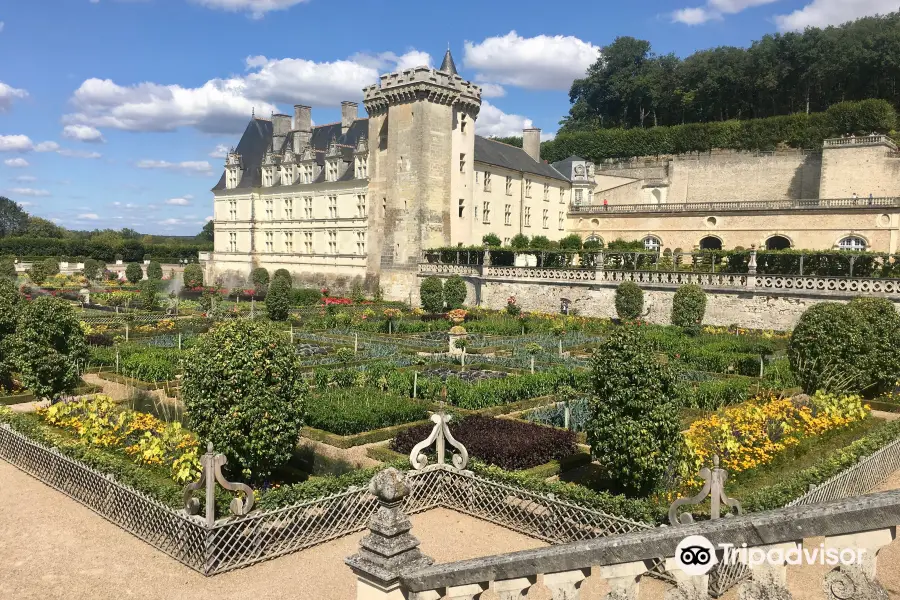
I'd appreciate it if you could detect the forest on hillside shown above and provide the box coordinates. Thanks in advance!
[562,12,900,131]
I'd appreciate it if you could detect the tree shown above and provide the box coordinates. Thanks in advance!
[0,197,28,238]
[42,257,60,276]
[789,303,870,395]
[9,296,88,401]
[183,264,204,288]
[0,257,15,279]
[266,276,292,321]
[198,220,214,243]
[251,267,270,293]
[0,279,20,389]
[614,282,644,320]
[139,280,160,311]
[125,262,143,284]
[443,276,467,310]
[181,319,305,481]
[28,261,49,285]
[482,233,502,247]
[847,298,900,395]
[146,261,163,281]
[272,268,292,286]
[530,235,551,249]
[587,326,683,496]
[419,276,444,313]
[671,284,706,331]
[82,258,101,281]
[24,216,66,238]
[559,234,583,251]
[510,234,530,249]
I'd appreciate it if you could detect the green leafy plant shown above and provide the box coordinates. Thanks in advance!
[614,281,643,320]
[510,234,530,249]
[183,264,203,288]
[419,276,444,313]
[146,261,163,281]
[251,267,270,293]
[482,233,501,247]
[266,276,292,321]
[587,327,683,496]
[306,388,428,435]
[138,279,160,310]
[180,319,305,481]
[671,284,706,331]
[82,258,101,281]
[443,275,467,310]
[125,262,143,284]
[272,268,292,286]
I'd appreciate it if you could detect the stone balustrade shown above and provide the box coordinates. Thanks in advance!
[569,196,900,215]
[348,481,900,600]
[824,134,897,149]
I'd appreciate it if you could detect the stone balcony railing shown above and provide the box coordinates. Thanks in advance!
[569,196,900,215]
[823,134,897,149]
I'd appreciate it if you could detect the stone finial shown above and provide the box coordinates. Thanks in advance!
[748,245,758,275]
[183,442,254,527]
[409,400,469,472]
[669,455,741,525]
[345,468,434,595]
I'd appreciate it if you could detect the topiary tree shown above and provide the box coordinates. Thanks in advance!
[9,296,88,401]
[587,326,683,496]
[181,319,305,481]
[251,267,270,294]
[482,233,501,247]
[125,262,143,284]
[583,238,602,250]
[510,234,530,249]
[530,235,551,249]
[0,257,15,280]
[614,281,644,320]
[671,284,707,331]
[146,260,163,281]
[789,303,870,395]
[28,261,49,285]
[183,263,203,288]
[419,276,444,313]
[443,276,467,310]
[42,257,60,276]
[559,234,583,251]
[847,297,900,395]
[82,258,100,281]
[0,279,20,389]
[266,276,292,321]
[272,268,292,287]
[138,279,159,310]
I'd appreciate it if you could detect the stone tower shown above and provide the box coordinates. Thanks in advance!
[362,51,481,300]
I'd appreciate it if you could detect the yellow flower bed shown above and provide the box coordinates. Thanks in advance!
[685,392,869,476]
[40,395,200,483]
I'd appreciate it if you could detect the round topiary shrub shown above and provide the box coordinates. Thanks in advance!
[272,268,292,286]
[82,258,101,281]
[789,302,869,395]
[183,264,203,288]
[482,233,501,247]
[9,296,88,401]
[419,276,444,313]
[847,297,900,395]
[251,267,270,294]
[266,275,292,321]
[43,257,60,276]
[671,284,707,330]
[146,261,163,281]
[587,326,683,496]
[181,320,306,480]
[614,281,644,320]
[443,275,467,310]
[125,262,143,284]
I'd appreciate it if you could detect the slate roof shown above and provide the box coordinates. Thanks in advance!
[439,49,458,76]
[474,136,569,182]
[549,155,585,180]
[212,118,273,190]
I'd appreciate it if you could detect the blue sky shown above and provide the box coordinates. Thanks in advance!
[0,0,891,235]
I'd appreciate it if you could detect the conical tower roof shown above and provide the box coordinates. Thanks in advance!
[439,48,458,76]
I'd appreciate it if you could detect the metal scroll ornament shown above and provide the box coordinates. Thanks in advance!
[183,443,255,526]
[669,455,742,525]
[409,390,469,472]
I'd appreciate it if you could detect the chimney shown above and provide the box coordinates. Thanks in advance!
[272,113,291,151]
[523,128,541,162]
[294,104,312,150]
[341,101,358,135]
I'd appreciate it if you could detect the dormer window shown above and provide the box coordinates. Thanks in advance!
[326,160,339,182]
[226,169,239,190]
[355,156,368,179]
[282,165,293,185]
[263,168,274,187]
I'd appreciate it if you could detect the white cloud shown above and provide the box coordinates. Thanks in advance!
[62,124,105,143]
[775,0,897,31]
[475,101,535,138]
[165,197,191,206]
[0,82,27,112]
[0,135,34,152]
[188,0,310,19]
[14,175,37,182]
[464,31,600,90]
[159,218,184,226]
[136,159,213,174]
[3,158,29,168]
[35,141,60,152]
[77,213,100,220]
[64,50,429,134]
[204,215,214,222]
[209,143,230,158]
[58,148,101,158]
[8,187,50,197]
[478,82,506,98]
[672,0,779,24]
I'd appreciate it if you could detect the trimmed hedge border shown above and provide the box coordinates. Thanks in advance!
[301,419,434,449]
[0,382,104,406]
[96,371,180,392]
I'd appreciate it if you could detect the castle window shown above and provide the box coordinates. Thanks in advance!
[282,165,293,184]
[643,236,662,252]
[284,198,293,220]
[328,230,338,254]
[355,156,368,179]
[558,212,564,230]
[543,184,550,201]
[303,196,313,219]
[542,209,548,229]
[503,237,510,245]
[459,153,466,173]
[265,199,274,221]
[304,232,313,254]
[460,113,467,133]
[574,189,583,205]
[474,205,478,221]
[699,236,722,251]
[226,169,238,189]
[284,231,293,253]
[458,199,465,218]
[475,171,480,184]
[483,202,490,224]
[505,176,512,196]
[525,179,532,198]
[588,191,594,205]
[328,195,338,219]
[766,235,791,250]
[839,236,867,251]
[228,200,237,221]
[357,194,367,218]
[356,231,366,255]
[560,188,565,204]
[228,232,237,252]
[504,204,512,226]
[484,172,491,192]
[265,232,274,253]
[524,206,531,227]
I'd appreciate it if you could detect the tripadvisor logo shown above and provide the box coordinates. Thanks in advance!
[674,535,718,576]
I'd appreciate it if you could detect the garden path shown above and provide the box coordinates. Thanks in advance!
[297,436,383,469]
[80,372,172,403]
[872,409,900,422]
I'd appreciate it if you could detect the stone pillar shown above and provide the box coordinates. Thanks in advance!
[737,542,795,600]
[543,569,589,600]
[596,560,648,600]
[493,576,537,600]
[664,558,709,600]
[822,528,896,600]
[345,468,434,600]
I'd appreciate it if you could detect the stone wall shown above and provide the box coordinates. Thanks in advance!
[820,144,900,199]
